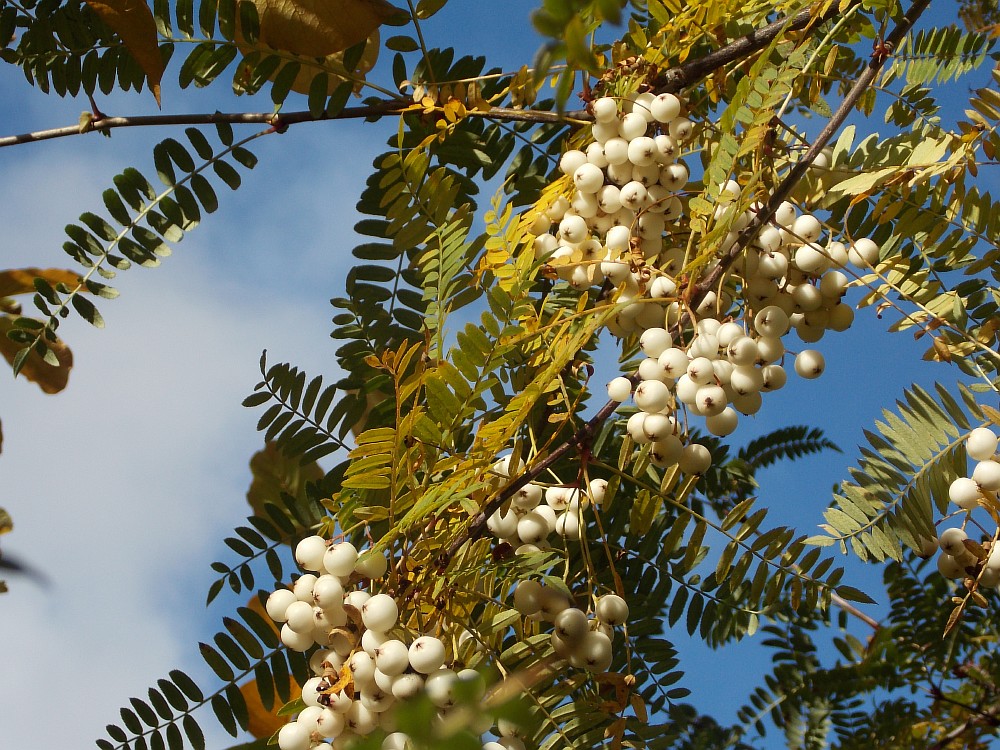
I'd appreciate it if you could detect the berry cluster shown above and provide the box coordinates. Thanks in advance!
[265,537,489,750]
[486,455,608,550]
[526,93,883,472]
[512,580,628,674]
[935,427,1000,585]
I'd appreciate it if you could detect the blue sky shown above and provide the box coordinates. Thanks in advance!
[0,2,994,748]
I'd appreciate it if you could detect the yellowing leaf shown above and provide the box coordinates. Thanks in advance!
[234,0,398,95]
[244,0,400,57]
[84,0,163,106]
[0,268,82,298]
[0,316,73,394]
[245,442,324,521]
[240,673,299,739]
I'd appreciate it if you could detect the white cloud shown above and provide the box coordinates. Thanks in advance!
[0,112,367,746]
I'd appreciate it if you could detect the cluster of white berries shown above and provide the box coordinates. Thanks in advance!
[525,92,884,474]
[265,536,490,750]
[486,454,608,549]
[935,426,1000,584]
[512,580,629,673]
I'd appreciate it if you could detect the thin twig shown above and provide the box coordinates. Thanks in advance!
[0,1,856,149]
[443,0,930,565]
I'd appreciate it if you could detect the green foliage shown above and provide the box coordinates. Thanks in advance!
[813,383,986,561]
[5,1,1000,749]
[6,123,258,374]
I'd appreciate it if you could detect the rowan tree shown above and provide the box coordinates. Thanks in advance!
[1,0,1000,748]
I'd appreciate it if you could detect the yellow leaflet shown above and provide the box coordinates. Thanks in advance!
[84,0,163,105]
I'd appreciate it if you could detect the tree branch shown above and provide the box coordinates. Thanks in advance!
[442,0,930,566]
[0,0,857,149]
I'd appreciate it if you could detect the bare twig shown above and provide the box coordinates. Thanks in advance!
[0,1,857,148]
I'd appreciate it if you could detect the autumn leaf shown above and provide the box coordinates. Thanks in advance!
[0,268,82,298]
[246,442,323,521]
[236,0,399,95]
[240,673,299,739]
[0,315,74,394]
[84,0,164,106]
[243,0,400,57]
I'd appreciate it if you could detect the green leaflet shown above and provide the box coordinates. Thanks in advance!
[10,128,258,376]
[815,383,985,561]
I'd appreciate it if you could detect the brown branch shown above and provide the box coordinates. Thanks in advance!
[694,0,932,298]
[830,592,881,630]
[443,0,930,566]
[0,1,858,149]
[652,0,860,92]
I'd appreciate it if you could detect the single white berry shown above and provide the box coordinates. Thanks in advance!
[678,443,712,475]
[487,507,519,538]
[277,721,311,750]
[973,460,1000,491]
[292,574,318,601]
[361,593,398,633]
[266,588,297,622]
[754,306,789,337]
[651,93,681,122]
[312,575,345,610]
[374,639,410,676]
[607,376,633,402]
[967,427,999,462]
[316,707,345,738]
[660,163,688,190]
[588,478,608,505]
[949,477,981,510]
[792,214,822,243]
[324,542,358,577]
[696,384,728,416]
[513,580,544,616]
[619,112,647,140]
[667,117,692,141]
[559,214,589,244]
[706,407,739,436]
[295,535,328,572]
[573,161,605,193]
[285,600,316,633]
[794,350,825,379]
[576,630,614,672]
[634,379,671,413]
[354,550,389,579]
[651,435,683,468]
[391,673,424,700]
[559,149,588,177]
[596,594,629,626]
[280,623,314,652]
[937,553,964,579]
[938,527,968,556]
[848,238,880,266]
[592,96,618,122]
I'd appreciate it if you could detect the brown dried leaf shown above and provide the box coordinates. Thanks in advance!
[943,601,965,637]
[84,0,163,105]
[239,673,298,739]
[243,0,399,57]
[236,0,395,94]
[321,663,354,695]
[0,316,73,394]
[0,268,82,298]
[245,442,323,522]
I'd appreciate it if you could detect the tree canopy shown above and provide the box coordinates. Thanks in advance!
[2,0,1000,748]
